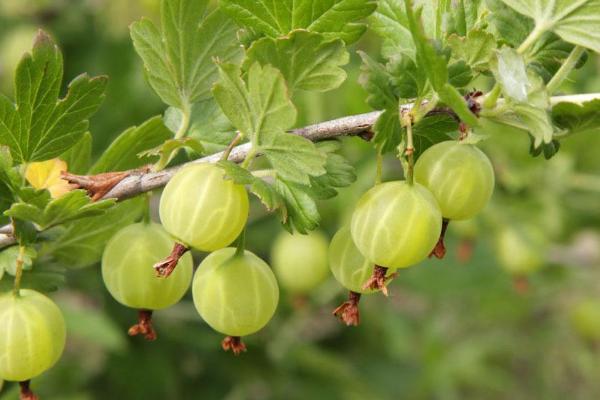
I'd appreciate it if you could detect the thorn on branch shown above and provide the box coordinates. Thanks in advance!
[153,242,189,277]
[362,265,397,296]
[128,309,157,341]
[19,380,38,400]
[429,219,450,259]
[221,336,246,355]
[333,291,362,326]
[61,166,150,201]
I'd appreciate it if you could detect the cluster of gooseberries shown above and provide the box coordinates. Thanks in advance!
[0,141,495,398]
[328,140,495,324]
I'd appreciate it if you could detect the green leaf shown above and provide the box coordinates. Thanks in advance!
[139,137,205,170]
[221,0,377,44]
[370,0,415,60]
[487,0,533,47]
[60,132,92,174]
[262,133,327,185]
[90,116,172,173]
[214,62,326,184]
[245,30,349,94]
[358,52,398,109]
[528,33,581,82]
[0,261,65,293]
[5,190,115,230]
[500,0,600,52]
[448,61,474,88]
[447,30,496,72]
[387,56,429,99]
[0,246,36,275]
[274,178,320,234]
[309,141,356,199]
[372,108,402,153]
[446,0,485,36]
[404,0,478,126]
[165,99,236,154]
[41,198,144,269]
[217,160,285,213]
[481,71,554,147]
[553,99,600,137]
[412,113,459,157]
[130,0,241,109]
[213,62,297,143]
[0,31,107,163]
[492,47,530,102]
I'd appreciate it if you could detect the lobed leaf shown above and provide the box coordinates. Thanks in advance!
[0,31,107,163]
[221,0,377,44]
[245,30,349,94]
[500,0,600,52]
[40,197,144,269]
[130,0,241,109]
[5,190,115,230]
[90,116,172,173]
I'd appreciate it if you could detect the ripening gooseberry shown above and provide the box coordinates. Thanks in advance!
[0,290,66,382]
[351,181,442,270]
[495,226,545,276]
[102,222,193,310]
[192,248,279,338]
[159,163,249,251]
[271,230,329,293]
[414,141,494,220]
[329,226,382,294]
[570,299,600,341]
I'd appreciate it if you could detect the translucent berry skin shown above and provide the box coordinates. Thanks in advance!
[414,141,495,220]
[495,227,544,276]
[192,248,279,337]
[0,290,66,382]
[102,222,193,310]
[351,181,441,270]
[570,300,600,341]
[271,230,329,293]
[159,163,249,251]
[329,226,379,294]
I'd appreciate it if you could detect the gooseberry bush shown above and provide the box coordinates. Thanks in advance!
[1,0,600,398]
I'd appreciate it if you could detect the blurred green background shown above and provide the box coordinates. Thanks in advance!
[1,1,600,399]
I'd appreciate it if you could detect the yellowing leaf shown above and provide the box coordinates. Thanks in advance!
[25,159,74,198]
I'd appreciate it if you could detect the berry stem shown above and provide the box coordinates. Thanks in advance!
[375,147,383,185]
[234,227,246,258]
[128,309,157,341]
[221,336,247,355]
[332,291,362,326]
[429,218,450,259]
[153,242,189,277]
[402,112,415,185]
[547,45,585,94]
[12,245,26,297]
[362,265,398,296]
[221,132,242,161]
[19,380,38,400]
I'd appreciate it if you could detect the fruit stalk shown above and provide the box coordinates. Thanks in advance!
[221,336,246,355]
[19,380,38,400]
[153,243,189,278]
[128,310,157,341]
[12,245,26,297]
[332,291,362,326]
